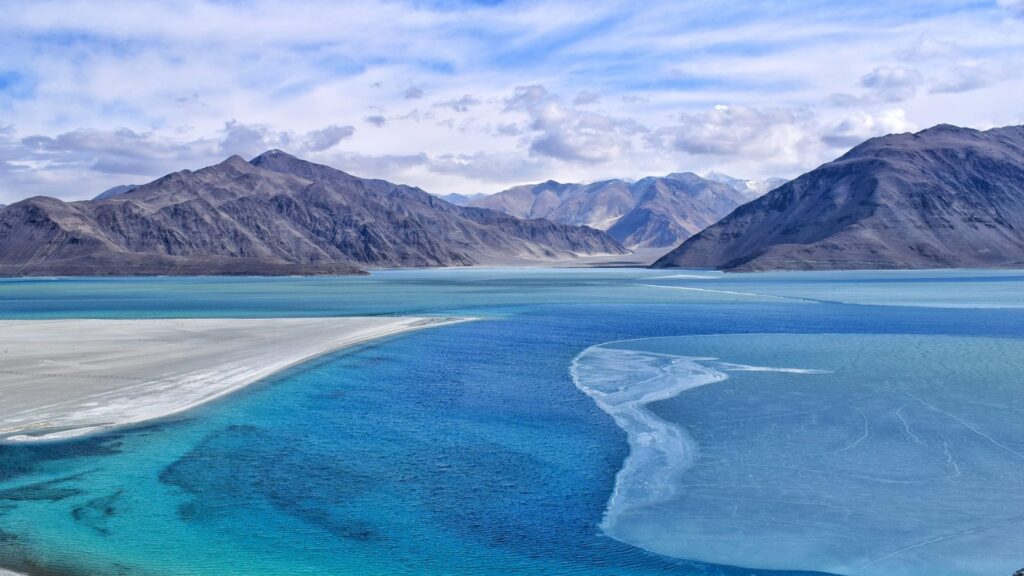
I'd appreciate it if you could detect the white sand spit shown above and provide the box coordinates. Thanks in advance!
[0,317,466,443]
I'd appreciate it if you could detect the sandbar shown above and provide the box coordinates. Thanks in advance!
[0,316,466,442]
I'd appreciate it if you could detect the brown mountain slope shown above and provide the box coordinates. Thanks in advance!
[653,124,1024,271]
[470,173,748,249]
[0,151,626,276]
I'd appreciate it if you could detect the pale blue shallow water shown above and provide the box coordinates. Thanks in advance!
[1,269,1023,575]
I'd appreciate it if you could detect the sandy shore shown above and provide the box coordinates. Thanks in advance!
[0,316,466,443]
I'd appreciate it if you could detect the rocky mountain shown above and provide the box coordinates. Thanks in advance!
[94,184,139,200]
[704,172,787,200]
[435,192,487,206]
[654,124,1024,271]
[470,173,748,249]
[0,151,626,276]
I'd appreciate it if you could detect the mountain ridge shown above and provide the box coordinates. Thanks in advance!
[0,151,626,276]
[470,172,751,249]
[653,123,1024,271]
[94,184,140,201]
[435,192,487,206]
[704,172,787,200]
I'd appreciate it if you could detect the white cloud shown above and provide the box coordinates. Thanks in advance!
[0,0,1022,202]
[219,121,290,157]
[326,151,429,177]
[821,109,915,147]
[652,105,812,160]
[505,85,644,163]
[305,124,355,151]
[17,127,215,175]
[427,151,552,182]
[0,121,357,201]
[929,64,994,94]
[573,90,601,105]
[859,66,923,102]
[218,121,355,157]
[433,95,482,113]
[898,37,959,61]
[646,104,917,174]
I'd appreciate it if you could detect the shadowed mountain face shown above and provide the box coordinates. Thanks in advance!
[654,124,1024,271]
[0,151,626,276]
[470,173,748,249]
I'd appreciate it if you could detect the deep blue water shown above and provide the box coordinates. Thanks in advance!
[1,269,1022,575]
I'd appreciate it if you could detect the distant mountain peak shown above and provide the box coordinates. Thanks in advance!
[471,172,747,249]
[919,123,966,134]
[534,179,565,190]
[205,154,259,176]
[655,122,1024,271]
[249,148,362,185]
[0,151,626,276]
[221,154,250,165]
[250,149,299,163]
[665,171,701,181]
[256,148,290,157]
[704,172,787,200]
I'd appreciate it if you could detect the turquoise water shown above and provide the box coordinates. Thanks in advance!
[1,269,1023,575]
[575,335,1024,576]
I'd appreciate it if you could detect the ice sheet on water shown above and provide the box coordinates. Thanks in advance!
[571,347,723,509]
[572,334,1024,576]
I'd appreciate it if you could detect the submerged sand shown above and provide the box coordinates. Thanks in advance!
[0,317,465,443]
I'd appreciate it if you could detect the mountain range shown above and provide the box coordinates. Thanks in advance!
[0,151,626,276]
[5,122,1022,275]
[704,172,788,200]
[469,173,759,249]
[435,192,488,206]
[655,124,1024,271]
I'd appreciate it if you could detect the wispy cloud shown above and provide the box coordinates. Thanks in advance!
[929,64,995,94]
[998,0,1024,18]
[433,95,481,112]
[859,66,924,102]
[505,85,645,163]
[572,90,601,105]
[0,0,1021,202]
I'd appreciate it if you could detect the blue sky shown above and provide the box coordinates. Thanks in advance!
[0,0,1022,202]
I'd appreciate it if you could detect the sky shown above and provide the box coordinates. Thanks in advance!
[0,0,1022,204]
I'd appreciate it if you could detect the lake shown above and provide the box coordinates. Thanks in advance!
[1,268,1022,575]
